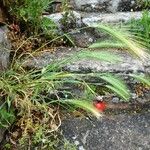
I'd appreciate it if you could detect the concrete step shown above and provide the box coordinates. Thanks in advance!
[81,11,142,25]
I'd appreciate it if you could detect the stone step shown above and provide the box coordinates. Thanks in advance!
[49,0,149,13]
[23,47,150,74]
[61,112,150,150]
[23,47,150,103]
[45,11,142,28]
[81,11,142,25]
[45,11,143,47]
[69,0,149,13]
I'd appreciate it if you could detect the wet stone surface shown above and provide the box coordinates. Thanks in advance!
[61,112,150,150]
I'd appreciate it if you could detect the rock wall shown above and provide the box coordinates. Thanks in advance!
[0,26,11,71]
[50,0,149,13]
[44,0,149,48]
[70,0,139,12]
[0,26,10,142]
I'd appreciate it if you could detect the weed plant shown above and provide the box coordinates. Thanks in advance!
[129,10,150,51]
[2,0,57,36]
[1,24,150,148]
[137,0,150,8]
[0,1,150,148]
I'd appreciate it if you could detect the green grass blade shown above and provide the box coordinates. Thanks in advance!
[61,100,102,118]
[130,74,150,87]
[89,41,127,49]
[91,24,148,60]
[106,85,129,101]
[100,74,130,100]
[76,50,122,63]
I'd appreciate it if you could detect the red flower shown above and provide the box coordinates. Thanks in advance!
[93,101,106,112]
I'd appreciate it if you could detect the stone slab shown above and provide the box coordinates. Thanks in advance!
[23,48,150,74]
[65,51,149,74]
[45,11,142,28]
[45,11,143,47]
[61,112,150,150]
[82,11,142,25]
[70,0,149,12]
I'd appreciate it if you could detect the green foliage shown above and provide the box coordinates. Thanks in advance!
[3,0,57,35]
[100,74,130,101]
[63,140,77,150]
[4,143,12,149]
[0,46,148,132]
[0,106,15,128]
[0,50,123,147]
[129,10,150,50]
[89,40,127,49]
[90,24,148,59]
[0,5,149,145]
[130,74,150,86]
[76,50,122,63]
[137,0,150,8]
[62,0,70,12]
[60,100,102,118]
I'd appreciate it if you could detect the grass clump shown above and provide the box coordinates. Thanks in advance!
[0,44,149,148]
[129,10,150,50]
[0,48,132,148]
[90,24,148,59]
[137,0,150,8]
[0,67,62,149]
[1,19,150,148]
[2,0,57,35]
[0,1,150,148]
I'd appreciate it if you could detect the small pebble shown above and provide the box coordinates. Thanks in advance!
[131,93,138,99]
[88,38,93,42]
[79,146,85,150]
[112,97,119,103]
[72,136,77,140]
[74,140,80,146]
